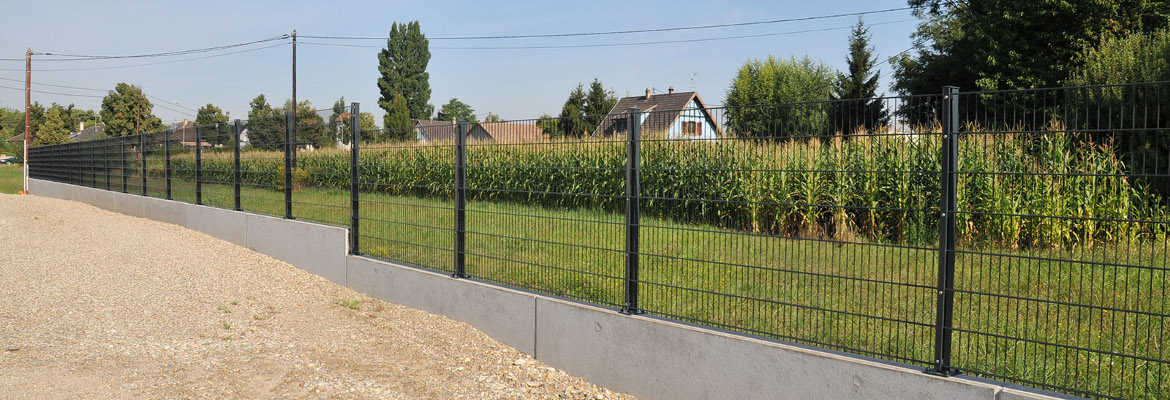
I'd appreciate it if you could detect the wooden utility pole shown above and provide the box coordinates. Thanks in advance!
[291,29,297,168]
[23,48,30,193]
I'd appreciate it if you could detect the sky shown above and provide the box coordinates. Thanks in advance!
[0,0,921,126]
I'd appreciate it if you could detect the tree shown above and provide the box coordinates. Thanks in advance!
[246,94,284,150]
[485,113,503,123]
[725,55,836,140]
[894,0,1170,95]
[340,112,380,144]
[377,21,432,120]
[383,92,413,141]
[536,113,560,139]
[100,83,162,136]
[328,97,347,145]
[555,84,588,138]
[583,78,617,130]
[833,18,888,136]
[35,106,71,145]
[436,98,477,122]
[285,99,327,148]
[195,103,231,145]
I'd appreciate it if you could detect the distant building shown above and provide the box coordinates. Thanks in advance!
[592,87,723,140]
[68,124,105,142]
[465,122,546,143]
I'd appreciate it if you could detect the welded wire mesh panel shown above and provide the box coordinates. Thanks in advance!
[237,114,290,218]
[950,82,1170,399]
[287,106,351,227]
[141,130,168,198]
[187,121,238,208]
[635,96,944,366]
[356,121,456,274]
[462,115,626,307]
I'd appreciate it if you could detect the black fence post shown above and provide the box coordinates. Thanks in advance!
[284,112,294,219]
[453,121,468,278]
[622,106,643,315]
[233,119,242,211]
[120,136,127,193]
[164,129,172,200]
[139,131,147,196]
[195,125,203,205]
[104,139,110,190]
[929,86,961,376]
[349,103,361,255]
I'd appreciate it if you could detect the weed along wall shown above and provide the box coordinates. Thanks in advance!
[26,82,1170,399]
[28,178,1067,400]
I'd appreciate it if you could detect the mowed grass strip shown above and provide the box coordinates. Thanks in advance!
[0,165,23,194]
[52,173,1170,399]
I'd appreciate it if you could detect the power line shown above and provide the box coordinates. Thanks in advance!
[302,7,912,41]
[0,42,289,72]
[28,34,290,61]
[301,19,915,50]
[0,76,200,115]
[0,84,104,98]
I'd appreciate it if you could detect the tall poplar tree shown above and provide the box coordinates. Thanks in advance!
[377,21,432,122]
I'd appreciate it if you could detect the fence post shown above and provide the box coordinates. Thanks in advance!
[164,129,172,200]
[622,106,643,315]
[121,136,127,193]
[453,121,468,278]
[233,119,242,211]
[284,112,294,219]
[349,103,361,255]
[929,86,961,376]
[195,125,203,205]
[139,131,147,196]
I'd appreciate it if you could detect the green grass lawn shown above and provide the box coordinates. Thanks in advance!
[0,165,23,194]
[62,170,1169,399]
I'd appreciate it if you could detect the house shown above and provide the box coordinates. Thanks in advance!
[166,120,210,148]
[465,122,546,143]
[416,119,546,144]
[68,124,104,142]
[592,87,723,140]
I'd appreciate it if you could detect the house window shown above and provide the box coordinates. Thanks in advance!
[613,118,627,135]
[683,121,700,136]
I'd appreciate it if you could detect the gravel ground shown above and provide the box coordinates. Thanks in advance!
[0,194,635,400]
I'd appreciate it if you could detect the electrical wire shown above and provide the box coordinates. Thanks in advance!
[30,34,289,61]
[301,19,915,50]
[0,42,289,72]
[0,76,202,114]
[302,7,912,40]
[0,84,104,98]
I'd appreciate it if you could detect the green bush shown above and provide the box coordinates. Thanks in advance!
[158,129,1166,249]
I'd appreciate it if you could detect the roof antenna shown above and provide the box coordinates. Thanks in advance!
[691,72,703,90]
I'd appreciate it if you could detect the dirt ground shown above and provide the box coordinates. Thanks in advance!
[0,194,634,400]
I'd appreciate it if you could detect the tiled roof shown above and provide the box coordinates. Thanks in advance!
[472,122,546,143]
[591,91,723,137]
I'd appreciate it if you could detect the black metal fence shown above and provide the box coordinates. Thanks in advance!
[26,82,1170,399]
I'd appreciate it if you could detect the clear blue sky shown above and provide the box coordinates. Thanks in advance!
[0,0,919,125]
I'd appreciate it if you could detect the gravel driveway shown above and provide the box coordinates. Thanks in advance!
[0,194,634,400]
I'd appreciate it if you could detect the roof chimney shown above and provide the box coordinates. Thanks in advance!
[645,88,651,98]
[668,86,674,94]
[79,122,84,131]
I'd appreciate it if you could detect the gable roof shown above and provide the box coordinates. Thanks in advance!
[591,91,724,138]
[415,119,458,142]
[69,125,105,142]
[470,122,546,143]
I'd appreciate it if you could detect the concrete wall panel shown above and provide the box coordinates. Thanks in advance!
[142,196,187,226]
[184,205,247,247]
[346,256,537,355]
[246,214,347,285]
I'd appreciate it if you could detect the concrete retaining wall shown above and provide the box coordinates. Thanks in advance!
[25,178,1074,400]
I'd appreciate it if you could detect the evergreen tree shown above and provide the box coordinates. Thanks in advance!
[329,97,347,144]
[833,18,888,136]
[583,78,617,131]
[377,21,432,120]
[556,84,588,138]
[383,93,414,141]
[99,83,162,136]
[35,106,71,145]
